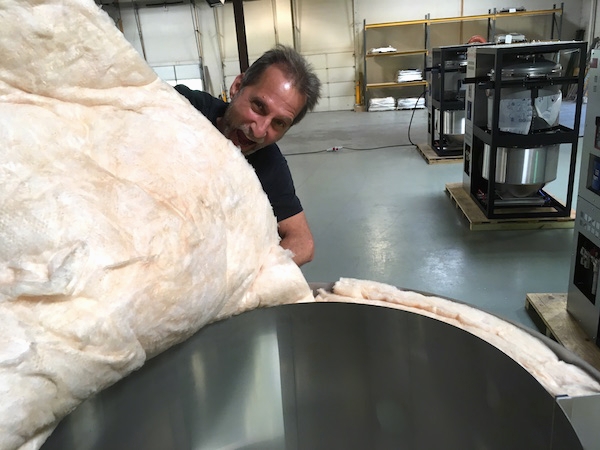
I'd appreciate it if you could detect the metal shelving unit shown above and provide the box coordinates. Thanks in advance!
[363,19,429,108]
[361,4,564,109]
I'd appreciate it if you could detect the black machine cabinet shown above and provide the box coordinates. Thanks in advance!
[428,44,483,157]
[568,48,600,347]
[462,41,586,219]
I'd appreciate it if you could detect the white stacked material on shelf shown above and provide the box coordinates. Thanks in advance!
[368,45,397,54]
[397,97,425,110]
[494,33,527,44]
[368,97,396,111]
[397,69,423,83]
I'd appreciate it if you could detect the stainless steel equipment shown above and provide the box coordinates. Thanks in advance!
[481,55,562,198]
[462,41,585,219]
[486,57,562,132]
[483,56,561,198]
[482,143,560,198]
[41,297,599,450]
[435,109,465,135]
[433,56,468,102]
[427,44,475,157]
[568,48,600,347]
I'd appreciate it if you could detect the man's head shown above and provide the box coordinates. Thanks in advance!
[217,45,321,155]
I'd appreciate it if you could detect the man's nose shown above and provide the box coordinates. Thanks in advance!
[252,117,269,139]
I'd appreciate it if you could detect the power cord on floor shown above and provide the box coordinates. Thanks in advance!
[284,143,415,156]
[407,89,427,146]
[283,149,329,156]
[285,90,427,156]
[345,144,415,150]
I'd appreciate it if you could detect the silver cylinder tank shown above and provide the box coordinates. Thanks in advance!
[434,109,465,135]
[482,144,560,197]
[41,298,591,450]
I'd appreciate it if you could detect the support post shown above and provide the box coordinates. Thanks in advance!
[232,0,249,72]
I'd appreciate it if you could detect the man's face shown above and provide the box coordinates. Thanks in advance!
[217,65,306,155]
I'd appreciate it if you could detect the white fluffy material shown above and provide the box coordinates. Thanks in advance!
[0,1,312,449]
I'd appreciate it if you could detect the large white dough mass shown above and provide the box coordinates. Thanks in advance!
[0,1,312,448]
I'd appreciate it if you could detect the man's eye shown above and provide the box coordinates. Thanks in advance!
[273,120,287,130]
[251,101,264,114]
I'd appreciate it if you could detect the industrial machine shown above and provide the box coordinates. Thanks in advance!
[568,48,600,348]
[427,44,474,157]
[462,41,586,219]
[41,294,600,449]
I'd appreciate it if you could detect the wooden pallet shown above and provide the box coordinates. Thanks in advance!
[417,143,463,164]
[445,182,575,231]
[525,293,600,372]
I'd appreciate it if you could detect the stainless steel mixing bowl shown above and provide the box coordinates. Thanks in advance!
[41,291,596,450]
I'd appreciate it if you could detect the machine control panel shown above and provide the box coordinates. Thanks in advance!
[579,210,600,239]
[569,198,600,345]
[579,51,600,209]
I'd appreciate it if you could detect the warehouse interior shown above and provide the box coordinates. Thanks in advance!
[281,106,580,328]
[14,0,600,448]
[96,0,600,331]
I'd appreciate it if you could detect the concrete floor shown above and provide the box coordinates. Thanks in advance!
[279,107,583,330]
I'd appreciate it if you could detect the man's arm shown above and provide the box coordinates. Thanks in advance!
[278,211,314,266]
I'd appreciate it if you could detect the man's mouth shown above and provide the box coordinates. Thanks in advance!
[235,129,255,149]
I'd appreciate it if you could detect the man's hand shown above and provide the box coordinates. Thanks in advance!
[278,211,314,266]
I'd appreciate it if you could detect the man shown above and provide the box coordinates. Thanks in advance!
[175,45,321,266]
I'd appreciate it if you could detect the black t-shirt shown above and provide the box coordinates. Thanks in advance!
[174,84,302,222]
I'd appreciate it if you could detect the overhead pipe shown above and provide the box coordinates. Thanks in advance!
[133,3,147,60]
[213,6,228,100]
[271,0,279,44]
[290,0,298,50]
[590,0,598,46]
[190,1,206,90]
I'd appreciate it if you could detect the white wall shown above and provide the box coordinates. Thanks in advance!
[116,0,354,110]
[588,0,600,45]
[294,0,355,111]
[216,0,356,111]
[121,4,197,64]
[111,0,591,112]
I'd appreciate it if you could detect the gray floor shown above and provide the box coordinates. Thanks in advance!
[279,106,584,330]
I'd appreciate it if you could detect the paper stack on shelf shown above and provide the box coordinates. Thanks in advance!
[397,97,425,110]
[368,97,397,112]
[368,45,397,54]
[397,69,422,83]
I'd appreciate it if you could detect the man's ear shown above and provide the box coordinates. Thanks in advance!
[229,73,243,98]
